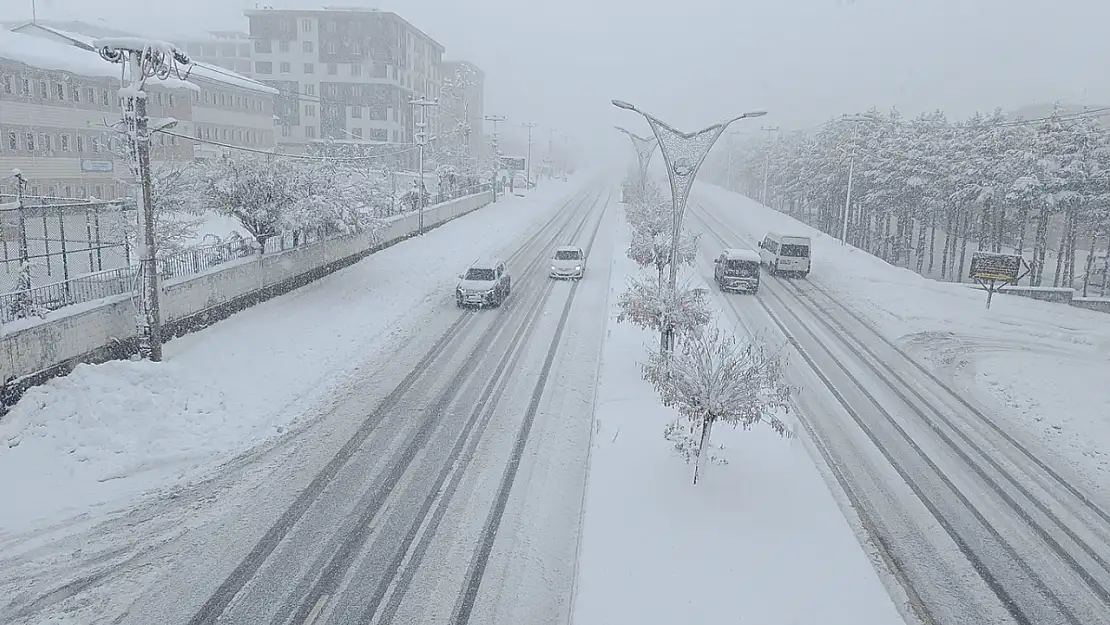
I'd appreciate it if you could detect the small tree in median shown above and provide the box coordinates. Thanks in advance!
[643,322,794,485]
[616,273,711,353]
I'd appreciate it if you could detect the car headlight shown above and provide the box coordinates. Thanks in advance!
[575,265,582,270]
[551,265,557,271]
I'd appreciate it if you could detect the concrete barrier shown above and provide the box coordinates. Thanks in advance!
[1,191,493,407]
[998,286,1076,304]
[1070,297,1110,313]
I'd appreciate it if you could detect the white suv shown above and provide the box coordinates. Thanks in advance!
[549,246,585,279]
[457,259,511,307]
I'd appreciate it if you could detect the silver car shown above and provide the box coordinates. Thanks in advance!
[549,245,585,279]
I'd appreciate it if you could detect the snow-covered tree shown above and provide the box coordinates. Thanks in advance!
[616,273,711,352]
[627,228,699,283]
[642,323,793,484]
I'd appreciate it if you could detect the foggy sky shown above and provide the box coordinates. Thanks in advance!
[4,0,1109,163]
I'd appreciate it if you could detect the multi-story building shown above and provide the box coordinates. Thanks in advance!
[11,22,279,161]
[0,29,196,200]
[244,6,444,165]
[175,31,254,76]
[440,60,485,163]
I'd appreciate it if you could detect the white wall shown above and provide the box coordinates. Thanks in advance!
[1,190,493,386]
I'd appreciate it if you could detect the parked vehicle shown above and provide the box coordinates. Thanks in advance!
[713,248,761,293]
[456,258,511,307]
[549,245,586,279]
[758,232,811,277]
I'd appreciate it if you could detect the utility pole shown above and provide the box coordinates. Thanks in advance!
[760,126,779,206]
[13,171,31,313]
[96,38,191,362]
[521,121,538,187]
[410,96,439,234]
[485,114,505,199]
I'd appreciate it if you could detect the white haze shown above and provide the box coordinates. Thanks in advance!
[3,0,1109,164]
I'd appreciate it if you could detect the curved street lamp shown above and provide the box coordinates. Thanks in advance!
[612,99,767,352]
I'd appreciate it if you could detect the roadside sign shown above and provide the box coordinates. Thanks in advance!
[969,251,1031,309]
[499,156,526,171]
[969,251,1023,282]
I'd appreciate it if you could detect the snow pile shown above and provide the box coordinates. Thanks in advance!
[692,182,1110,489]
[0,360,252,530]
[572,220,904,625]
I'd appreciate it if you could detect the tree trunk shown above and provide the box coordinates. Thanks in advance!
[1082,231,1097,297]
[928,211,938,274]
[1101,230,1109,297]
[941,208,955,279]
[994,197,1006,253]
[1033,206,1050,286]
[916,214,929,273]
[956,208,971,283]
[1053,211,1070,287]
[692,415,716,485]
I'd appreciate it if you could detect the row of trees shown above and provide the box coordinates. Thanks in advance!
[614,172,792,485]
[714,106,1110,294]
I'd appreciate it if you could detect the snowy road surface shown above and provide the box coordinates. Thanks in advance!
[690,193,1110,625]
[0,180,613,625]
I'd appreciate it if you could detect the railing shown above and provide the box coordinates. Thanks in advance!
[0,187,494,325]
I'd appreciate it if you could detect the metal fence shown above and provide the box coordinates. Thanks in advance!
[0,186,494,324]
[0,194,132,294]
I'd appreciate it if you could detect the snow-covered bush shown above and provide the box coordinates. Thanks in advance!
[616,273,711,352]
[627,228,700,283]
[642,323,794,484]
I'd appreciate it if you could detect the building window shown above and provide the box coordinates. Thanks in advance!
[235,96,241,108]
[60,134,70,151]
[38,81,48,99]
[301,19,312,32]
[76,135,84,152]
[327,63,337,75]
[351,105,362,119]
[7,132,16,150]
[304,125,316,138]
[56,83,65,100]
[278,40,290,53]
[280,62,291,73]
[85,87,94,102]
[325,20,337,33]
[254,39,272,53]
[42,134,51,151]
[305,104,316,116]
[94,185,103,198]
[303,41,313,53]
[155,92,162,105]
[2,75,13,94]
[255,61,273,74]
[21,78,29,95]
[222,128,229,141]
[26,133,35,151]
[327,42,336,55]
[281,125,290,137]
[71,85,80,101]
[168,93,175,107]
[220,94,227,106]
[102,90,109,106]
[305,84,315,96]
[304,63,314,74]
[350,63,362,77]
[352,127,362,139]
[91,137,99,152]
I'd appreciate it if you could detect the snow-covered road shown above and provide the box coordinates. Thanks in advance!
[0,179,613,625]
[690,193,1110,625]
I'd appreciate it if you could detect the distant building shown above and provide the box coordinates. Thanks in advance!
[244,6,445,166]
[175,31,254,76]
[440,60,485,165]
[0,29,196,200]
[11,22,279,162]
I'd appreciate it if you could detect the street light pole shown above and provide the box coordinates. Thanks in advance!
[614,126,657,195]
[521,121,538,187]
[96,37,191,362]
[613,99,767,353]
[410,96,439,234]
[484,114,505,199]
[760,126,779,205]
[835,114,877,246]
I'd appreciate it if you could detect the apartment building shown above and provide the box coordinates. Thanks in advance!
[440,60,485,160]
[175,31,254,76]
[0,29,195,200]
[244,6,444,164]
[11,22,278,161]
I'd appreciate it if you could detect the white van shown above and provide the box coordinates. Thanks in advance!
[758,232,811,277]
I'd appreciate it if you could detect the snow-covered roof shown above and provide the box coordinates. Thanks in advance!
[554,245,581,252]
[11,23,275,96]
[0,28,196,91]
[470,258,504,269]
[766,232,810,243]
[723,248,760,262]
